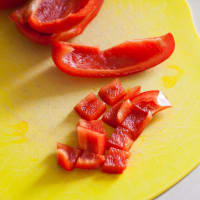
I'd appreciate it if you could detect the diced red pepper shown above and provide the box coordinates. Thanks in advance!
[57,143,81,171]
[0,0,27,9]
[107,126,133,151]
[74,93,106,121]
[121,106,152,139]
[52,33,175,77]
[76,151,105,169]
[78,119,106,134]
[102,148,131,174]
[77,126,106,155]
[98,79,126,106]
[10,0,103,45]
[27,0,103,34]
[132,90,171,115]
[102,102,122,127]
[117,99,134,124]
[124,86,141,100]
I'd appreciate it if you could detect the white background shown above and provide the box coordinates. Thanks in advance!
[157,0,200,199]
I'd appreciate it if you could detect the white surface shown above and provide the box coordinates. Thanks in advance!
[157,0,200,199]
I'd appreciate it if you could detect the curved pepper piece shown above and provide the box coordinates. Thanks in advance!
[10,0,103,45]
[52,33,175,78]
[0,0,27,9]
[27,0,102,34]
[131,90,171,115]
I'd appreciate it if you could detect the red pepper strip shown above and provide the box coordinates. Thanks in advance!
[10,0,103,45]
[52,33,175,78]
[0,0,27,9]
[27,0,103,34]
[131,90,171,115]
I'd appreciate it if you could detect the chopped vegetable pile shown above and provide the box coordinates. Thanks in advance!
[1,0,174,173]
[57,79,171,174]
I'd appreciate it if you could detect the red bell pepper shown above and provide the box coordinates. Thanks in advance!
[57,143,81,171]
[124,86,141,100]
[77,126,106,155]
[117,99,134,124]
[52,33,175,77]
[0,0,27,9]
[10,5,53,45]
[132,90,171,115]
[78,119,106,134]
[52,0,103,42]
[27,0,103,34]
[76,151,105,169]
[74,93,106,121]
[102,102,122,128]
[98,79,126,106]
[107,126,134,151]
[103,148,131,174]
[10,0,103,45]
[121,106,152,139]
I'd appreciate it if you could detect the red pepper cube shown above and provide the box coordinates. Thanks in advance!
[102,148,131,174]
[74,93,106,121]
[76,151,105,169]
[107,127,134,151]
[78,119,106,134]
[57,143,81,171]
[121,106,152,140]
[98,79,126,106]
[77,126,106,155]
[124,86,141,100]
[117,99,134,124]
[102,102,122,127]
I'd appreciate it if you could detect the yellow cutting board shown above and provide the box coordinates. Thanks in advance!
[0,0,200,199]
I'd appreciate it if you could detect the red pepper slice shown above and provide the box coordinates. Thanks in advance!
[98,79,126,106]
[76,151,105,169]
[27,0,103,34]
[102,148,131,174]
[57,143,81,171]
[0,0,27,9]
[52,33,175,77]
[132,90,171,115]
[10,0,103,45]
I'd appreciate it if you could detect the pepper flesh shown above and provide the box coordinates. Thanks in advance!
[52,33,175,77]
